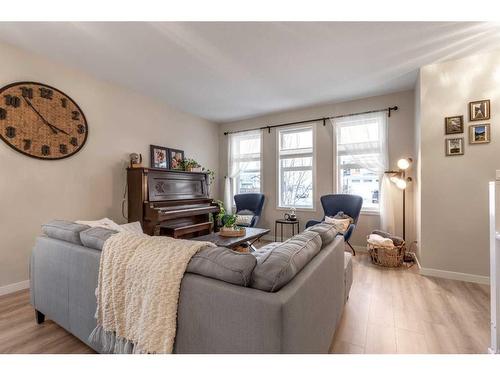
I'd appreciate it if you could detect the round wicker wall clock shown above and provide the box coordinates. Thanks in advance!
[0,81,88,160]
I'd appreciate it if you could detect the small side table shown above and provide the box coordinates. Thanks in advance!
[275,219,300,242]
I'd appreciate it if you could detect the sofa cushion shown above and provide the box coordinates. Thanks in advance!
[187,246,257,286]
[251,231,322,292]
[42,220,90,245]
[80,227,118,250]
[305,222,339,248]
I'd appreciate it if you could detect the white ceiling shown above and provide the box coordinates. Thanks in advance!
[0,22,499,123]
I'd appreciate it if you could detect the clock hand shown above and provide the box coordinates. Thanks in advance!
[22,96,58,134]
[49,124,71,136]
[22,97,70,136]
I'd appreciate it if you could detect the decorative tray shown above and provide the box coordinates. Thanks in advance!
[219,227,246,237]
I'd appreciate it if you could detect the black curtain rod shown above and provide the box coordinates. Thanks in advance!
[223,106,398,135]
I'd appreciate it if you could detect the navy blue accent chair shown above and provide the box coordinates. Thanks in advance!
[234,193,265,227]
[305,194,363,255]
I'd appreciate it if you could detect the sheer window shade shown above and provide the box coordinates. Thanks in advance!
[332,112,395,232]
[278,125,315,209]
[224,130,262,214]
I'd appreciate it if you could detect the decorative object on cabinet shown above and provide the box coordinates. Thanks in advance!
[169,148,184,170]
[182,158,202,172]
[445,115,464,134]
[150,145,169,169]
[0,81,88,160]
[129,153,143,168]
[445,137,464,156]
[469,99,490,121]
[469,123,491,144]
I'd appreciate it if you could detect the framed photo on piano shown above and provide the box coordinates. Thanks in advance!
[150,145,169,169]
[169,148,185,170]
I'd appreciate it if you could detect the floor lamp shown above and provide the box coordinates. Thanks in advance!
[384,158,412,240]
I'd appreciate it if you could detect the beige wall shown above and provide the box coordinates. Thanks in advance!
[418,50,500,278]
[218,90,416,247]
[0,41,219,288]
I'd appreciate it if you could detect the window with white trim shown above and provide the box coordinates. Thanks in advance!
[228,130,262,196]
[278,125,314,209]
[335,112,387,212]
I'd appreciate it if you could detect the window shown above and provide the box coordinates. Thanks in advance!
[228,130,262,196]
[335,112,387,212]
[278,125,315,209]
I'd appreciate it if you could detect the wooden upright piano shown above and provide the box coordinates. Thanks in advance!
[127,167,219,238]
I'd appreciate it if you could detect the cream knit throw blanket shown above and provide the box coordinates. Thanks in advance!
[89,232,214,354]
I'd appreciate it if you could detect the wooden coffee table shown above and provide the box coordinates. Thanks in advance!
[192,227,270,251]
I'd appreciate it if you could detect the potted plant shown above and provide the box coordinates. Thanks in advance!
[182,158,202,172]
[216,201,245,237]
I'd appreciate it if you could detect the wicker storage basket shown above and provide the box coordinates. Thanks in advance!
[367,238,406,268]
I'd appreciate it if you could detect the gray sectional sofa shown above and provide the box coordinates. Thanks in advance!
[30,220,353,353]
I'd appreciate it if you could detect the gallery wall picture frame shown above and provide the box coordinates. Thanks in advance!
[150,145,170,169]
[469,99,491,121]
[445,137,464,156]
[469,123,491,144]
[445,115,464,134]
[168,148,185,170]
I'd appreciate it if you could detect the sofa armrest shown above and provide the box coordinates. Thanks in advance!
[276,236,345,353]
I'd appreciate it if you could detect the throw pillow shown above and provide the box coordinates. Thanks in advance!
[235,215,253,226]
[324,216,351,233]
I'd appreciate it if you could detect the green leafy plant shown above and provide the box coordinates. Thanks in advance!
[182,158,201,170]
[221,214,237,228]
[203,168,216,185]
[215,200,226,217]
[214,200,238,228]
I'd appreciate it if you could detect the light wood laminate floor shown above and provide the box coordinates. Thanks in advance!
[0,253,490,354]
[331,253,490,354]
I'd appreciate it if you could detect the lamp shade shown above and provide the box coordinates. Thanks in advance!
[397,158,412,170]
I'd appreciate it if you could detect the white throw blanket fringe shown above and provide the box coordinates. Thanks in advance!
[89,232,214,354]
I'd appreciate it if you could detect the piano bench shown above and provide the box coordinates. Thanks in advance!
[159,221,212,239]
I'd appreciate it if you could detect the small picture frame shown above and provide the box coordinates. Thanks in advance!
[445,115,464,134]
[469,123,490,144]
[445,138,464,156]
[469,99,490,121]
[150,145,169,169]
[168,148,185,170]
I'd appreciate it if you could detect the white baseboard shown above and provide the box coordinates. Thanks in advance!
[0,280,30,296]
[419,267,489,285]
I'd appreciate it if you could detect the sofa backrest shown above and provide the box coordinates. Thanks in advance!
[250,231,322,292]
[40,220,257,287]
[304,222,339,248]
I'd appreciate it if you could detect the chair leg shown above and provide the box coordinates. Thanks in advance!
[346,241,356,256]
